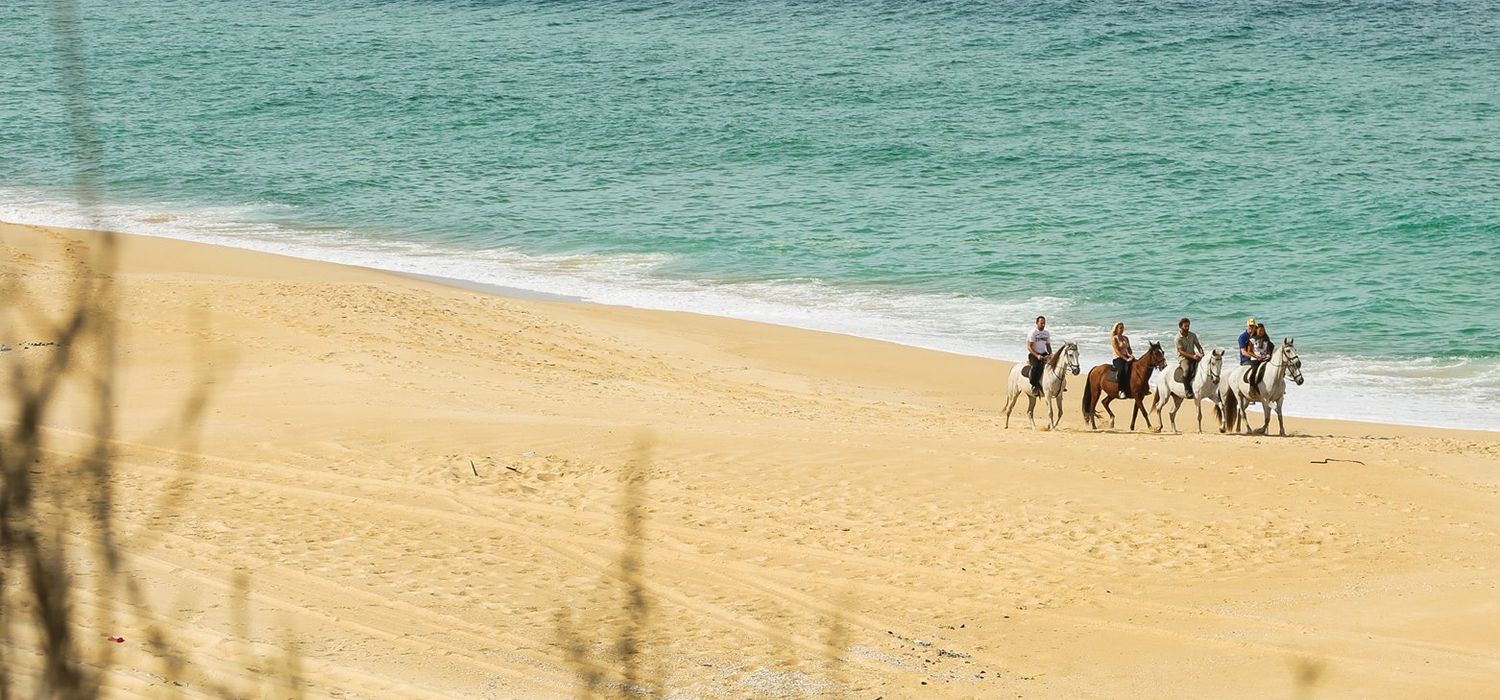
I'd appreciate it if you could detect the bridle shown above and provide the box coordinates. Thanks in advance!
[1282,341,1304,385]
[1148,343,1166,370]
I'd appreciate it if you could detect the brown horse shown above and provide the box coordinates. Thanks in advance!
[1082,342,1167,431]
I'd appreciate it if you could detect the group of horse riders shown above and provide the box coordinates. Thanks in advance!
[1023,315,1275,399]
[1009,315,1303,434]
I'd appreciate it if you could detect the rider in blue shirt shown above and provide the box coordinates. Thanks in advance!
[1237,317,1256,366]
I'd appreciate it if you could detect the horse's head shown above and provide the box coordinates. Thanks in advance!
[1282,338,1304,385]
[1206,347,1224,384]
[1062,342,1080,375]
[1146,342,1166,370]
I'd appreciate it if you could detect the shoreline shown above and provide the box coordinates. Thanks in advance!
[4,219,1498,697]
[2,215,1488,431]
[2,216,1492,435]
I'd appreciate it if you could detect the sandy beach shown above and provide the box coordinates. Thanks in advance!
[3,220,1497,698]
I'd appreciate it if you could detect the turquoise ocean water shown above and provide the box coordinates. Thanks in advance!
[2,1,1497,429]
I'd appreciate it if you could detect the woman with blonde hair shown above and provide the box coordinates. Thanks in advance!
[1111,321,1136,399]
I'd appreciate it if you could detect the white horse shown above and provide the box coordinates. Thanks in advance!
[1148,347,1225,433]
[1221,339,1304,436]
[1002,341,1080,430]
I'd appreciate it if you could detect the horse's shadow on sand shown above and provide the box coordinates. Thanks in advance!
[1064,428,1329,439]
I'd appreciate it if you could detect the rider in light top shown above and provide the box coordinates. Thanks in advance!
[1244,322,1273,393]
[1026,316,1050,398]
[1237,317,1257,366]
[1251,324,1273,364]
[1111,322,1135,399]
[1176,317,1205,398]
[1025,316,1052,397]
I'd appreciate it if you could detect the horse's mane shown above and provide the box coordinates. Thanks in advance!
[1046,343,1068,369]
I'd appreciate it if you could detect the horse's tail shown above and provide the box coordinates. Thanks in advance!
[1221,390,1237,433]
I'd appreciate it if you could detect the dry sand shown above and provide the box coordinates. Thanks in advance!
[2,221,1497,698]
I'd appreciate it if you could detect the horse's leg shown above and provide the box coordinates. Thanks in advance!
[1276,399,1286,436]
[1170,395,1183,433]
[1102,396,1116,428]
[1003,389,1017,429]
[1259,399,1272,435]
[1051,393,1063,430]
[1027,394,1038,430]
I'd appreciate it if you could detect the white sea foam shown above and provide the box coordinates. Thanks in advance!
[2,189,1495,431]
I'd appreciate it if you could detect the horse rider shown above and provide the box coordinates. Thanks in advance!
[1245,323,1273,394]
[1237,317,1257,366]
[1251,323,1273,367]
[1110,322,1136,399]
[1025,316,1052,397]
[1176,317,1204,398]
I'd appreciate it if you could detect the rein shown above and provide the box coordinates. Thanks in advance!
[1048,343,1078,378]
[1261,345,1296,391]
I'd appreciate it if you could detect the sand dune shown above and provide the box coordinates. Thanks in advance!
[2,221,1497,698]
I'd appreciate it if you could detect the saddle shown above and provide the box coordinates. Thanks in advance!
[1174,360,1199,398]
[1174,360,1199,385]
[1248,361,1270,388]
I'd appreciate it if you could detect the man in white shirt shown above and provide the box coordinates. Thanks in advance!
[1025,316,1052,397]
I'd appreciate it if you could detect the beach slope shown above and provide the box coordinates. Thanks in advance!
[2,221,1497,698]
